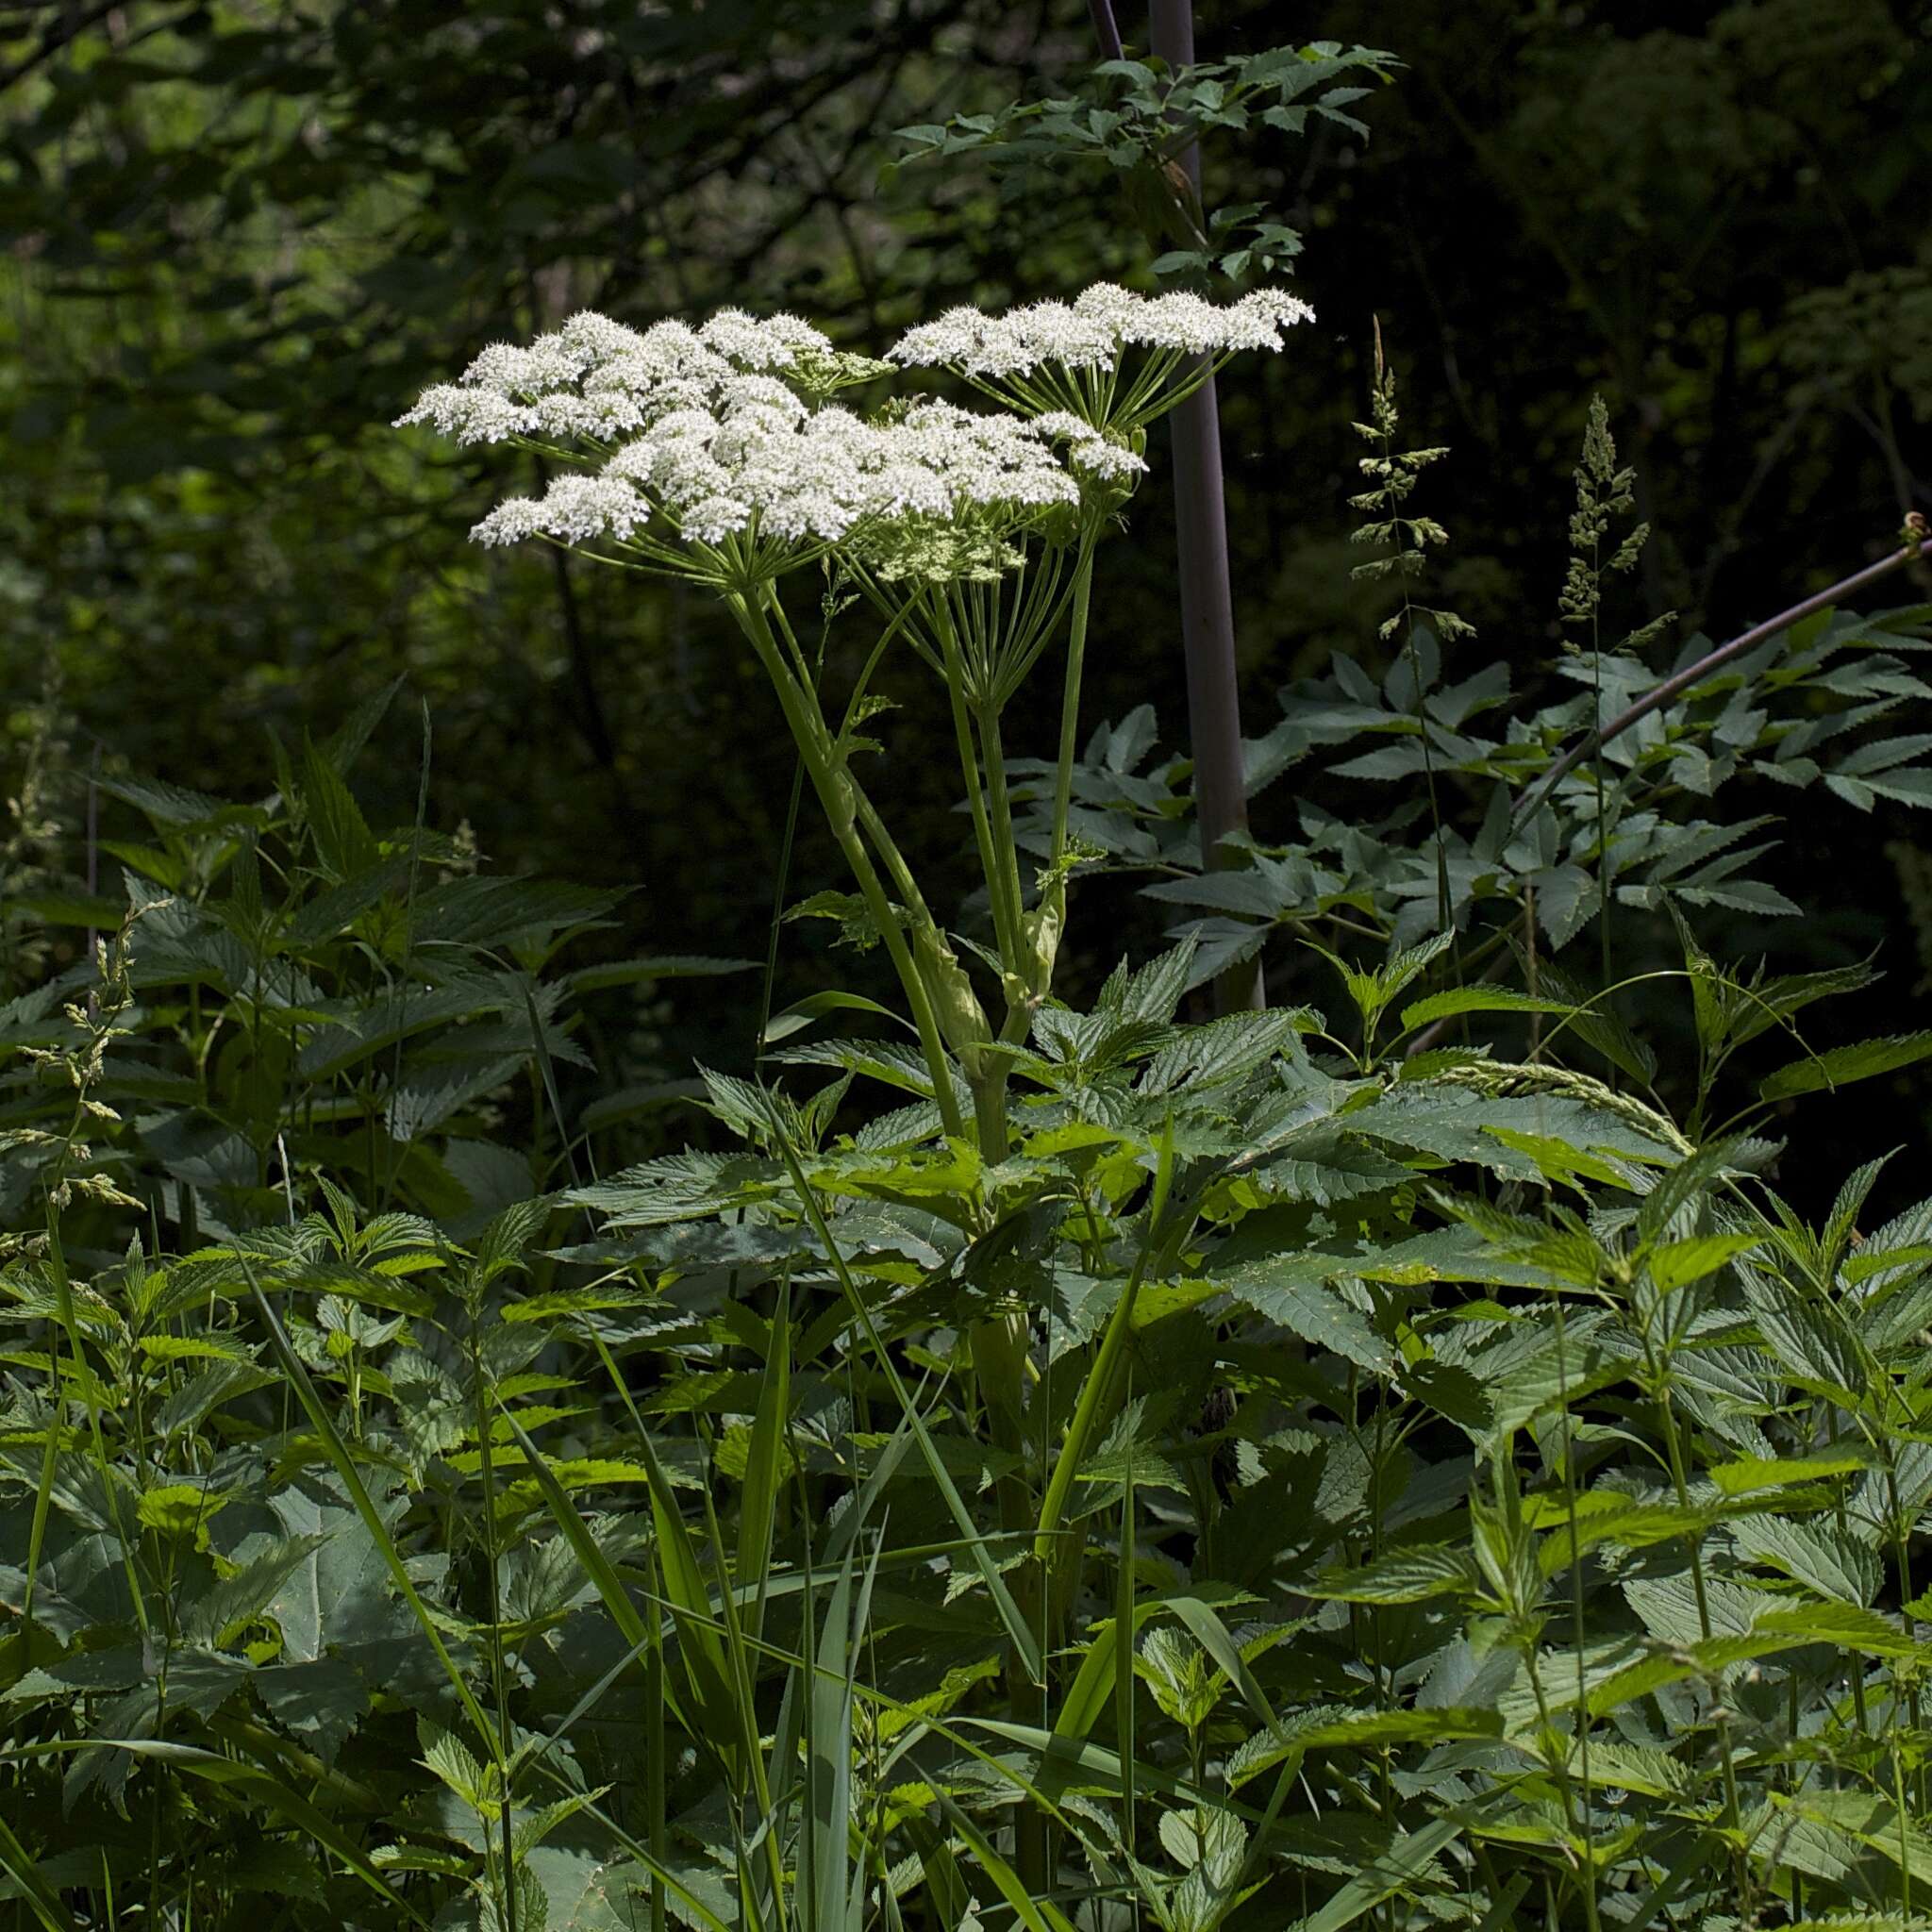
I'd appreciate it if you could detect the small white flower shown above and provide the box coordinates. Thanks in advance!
[1072,282,1144,330]
[698,308,833,371]
[397,308,851,450]
[470,497,547,546]
[1030,411,1148,482]
[393,384,531,442]
[472,475,652,547]
[556,311,649,362]
[680,493,755,545]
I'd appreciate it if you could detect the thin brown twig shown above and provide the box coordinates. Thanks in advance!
[1087,0,1124,61]
[1513,534,1932,830]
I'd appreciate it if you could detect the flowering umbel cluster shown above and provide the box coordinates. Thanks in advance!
[891,283,1313,377]
[888,283,1316,430]
[394,287,1315,582]
[395,307,1143,584]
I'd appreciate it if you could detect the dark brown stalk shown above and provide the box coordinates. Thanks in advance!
[1147,0,1263,1012]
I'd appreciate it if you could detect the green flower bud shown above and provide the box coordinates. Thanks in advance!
[1020,875,1065,1000]
[914,927,991,1077]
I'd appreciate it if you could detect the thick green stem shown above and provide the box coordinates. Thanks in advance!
[937,607,1022,977]
[729,591,965,1141]
[1049,536,1098,872]
[975,698,1030,992]
[969,1074,1008,1159]
[847,784,942,941]
[973,698,1035,1158]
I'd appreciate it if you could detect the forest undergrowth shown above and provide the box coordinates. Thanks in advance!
[8,32,1932,1932]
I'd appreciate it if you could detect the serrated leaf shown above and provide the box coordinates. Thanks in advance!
[1399,989,1574,1033]
[1215,1265,1395,1372]
[1733,1514,1881,1607]
[1309,1545,1482,1604]
[1760,1031,1932,1101]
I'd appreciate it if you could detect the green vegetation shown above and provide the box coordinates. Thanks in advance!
[6,6,1932,1930]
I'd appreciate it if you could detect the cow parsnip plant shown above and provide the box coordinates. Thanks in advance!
[6,288,1932,1932]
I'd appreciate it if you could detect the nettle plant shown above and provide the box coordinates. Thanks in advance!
[8,284,1932,1932]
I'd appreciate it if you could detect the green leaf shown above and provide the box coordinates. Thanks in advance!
[1741,1275,1869,1408]
[1733,1514,1881,1607]
[760,987,909,1045]
[1645,1231,1761,1290]
[1308,1546,1482,1605]
[1759,1030,1932,1102]
[1588,1602,1916,1715]
[97,774,244,829]
[299,741,379,883]
[408,875,624,950]
[1709,1451,1873,1496]
[1483,1125,1639,1191]
[1215,1266,1396,1373]
[1398,989,1575,1032]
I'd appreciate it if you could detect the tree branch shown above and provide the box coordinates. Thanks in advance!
[1,0,121,93]
[1514,533,1932,829]
[1088,0,1124,61]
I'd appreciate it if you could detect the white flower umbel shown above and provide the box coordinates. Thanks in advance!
[889,282,1314,433]
[394,307,898,457]
[429,362,1134,587]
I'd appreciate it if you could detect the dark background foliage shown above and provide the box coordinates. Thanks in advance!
[4,0,1929,1183]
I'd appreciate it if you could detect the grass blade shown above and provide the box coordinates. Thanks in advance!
[0,1806,77,1932]
[738,1272,791,1642]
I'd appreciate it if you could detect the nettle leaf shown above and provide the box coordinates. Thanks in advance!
[1308,1545,1482,1605]
[98,773,251,830]
[1398,988,1575,1033]
[418,1719,495,1810]
[1732,1515,1882,1607]
[182,1534,332,1646]
[299,741,379,882]
[1647,1231,1761,1290]
[407,874,625,950]
[1213,1262,1394,1372]
[1591,1599,1916,1716]
[1759,1030,1932,1101]
[1482,1125,1638,1191]
[1098,939,1198,1025]
[1247,1135,1411,1207]
[1708,1450,1874,1496]
[1740,1275,1869,1407]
